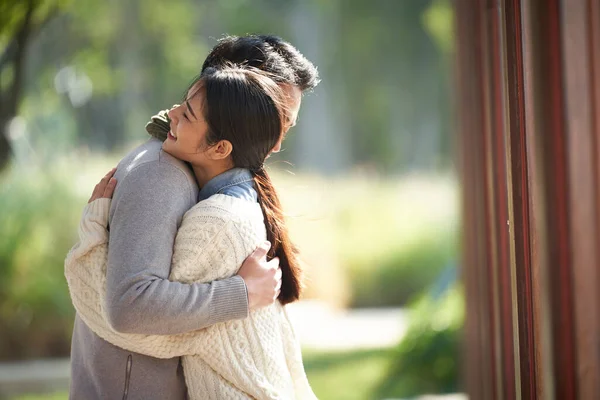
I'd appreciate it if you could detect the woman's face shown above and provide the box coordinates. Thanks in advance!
[162,87,211,165]
[163,81,302,162]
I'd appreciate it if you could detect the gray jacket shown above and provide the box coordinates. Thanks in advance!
[69,139,249,400]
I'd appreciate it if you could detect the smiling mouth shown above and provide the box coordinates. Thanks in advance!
[168,131,177,141]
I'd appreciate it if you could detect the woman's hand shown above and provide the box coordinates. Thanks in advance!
[88,168,118,203]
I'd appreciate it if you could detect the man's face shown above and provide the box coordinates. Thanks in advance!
[272,84,302,153]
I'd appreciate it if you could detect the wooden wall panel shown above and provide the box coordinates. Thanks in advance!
[520,0,555,397]
[485,2,512,399]
[457,0,600,398]
[502,0,537,397]
[561,0,600,397]
[455,1,496,398]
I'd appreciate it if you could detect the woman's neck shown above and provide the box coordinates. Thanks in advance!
[192,162,232,188]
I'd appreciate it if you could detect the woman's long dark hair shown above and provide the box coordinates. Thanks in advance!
[252,166,302,305]
[190,66,302,305]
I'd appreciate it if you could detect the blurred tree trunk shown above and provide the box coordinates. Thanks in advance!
[0,0,59,170]
[288,0,350,174]
[0,1,34,170]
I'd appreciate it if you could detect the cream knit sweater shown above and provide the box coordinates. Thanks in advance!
[65,195,316,400]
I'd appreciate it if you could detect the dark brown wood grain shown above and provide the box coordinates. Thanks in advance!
[502,0,537,397]
[513,0,578,397]
[455,1,496,398]
[486,2,516,397]
[457,0,600,398]
[561,0,600,397]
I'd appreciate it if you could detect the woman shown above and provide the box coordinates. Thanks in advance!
[65,65,316,399]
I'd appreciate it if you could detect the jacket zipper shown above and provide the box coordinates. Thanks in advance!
[122,354,132,400]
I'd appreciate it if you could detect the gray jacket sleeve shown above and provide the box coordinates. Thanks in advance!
[105,161,249,335]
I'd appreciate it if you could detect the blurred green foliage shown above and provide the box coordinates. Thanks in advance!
[12,392,67,400]
[277,172,459,308]
[0,164,82,359]
[0,155,118,359]
[303,348,394,400]
[376,284,464,398]
[346,226,457,307]
[304,285,464,400]
[422,0,455,55]
[3,0,454,173]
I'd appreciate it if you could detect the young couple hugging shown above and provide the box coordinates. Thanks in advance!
[65,35,319,400]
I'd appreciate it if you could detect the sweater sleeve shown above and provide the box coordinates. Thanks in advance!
[104,162,248,335]
[64,198,111,299]
[145,108,171,142]
[65,198,111,262]
[64,196,195,359]
[63,198,247,360]
[64,198,116,350]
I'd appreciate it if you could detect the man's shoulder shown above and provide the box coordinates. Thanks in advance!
[110,139,198,210]
[119,138,162,167]
[116,139,197,190]
[117,139,189,175]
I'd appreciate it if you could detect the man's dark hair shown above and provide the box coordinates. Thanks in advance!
[201,34,320,92]
[146,34,319,141]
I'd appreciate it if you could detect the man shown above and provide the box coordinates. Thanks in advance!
[69,35,319,400]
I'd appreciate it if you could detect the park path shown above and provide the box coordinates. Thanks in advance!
[286,300,408,350]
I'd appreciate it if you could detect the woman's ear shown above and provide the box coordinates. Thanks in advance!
[208,139,233,160]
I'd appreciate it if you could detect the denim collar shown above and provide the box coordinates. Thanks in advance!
[198,167,257,202]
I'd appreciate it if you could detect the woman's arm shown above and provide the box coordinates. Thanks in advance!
[64,197,248,361]
[65,169,116,301]
[64,200,210,359]
[65,168,198,358]
[65,198,111,263]
[64,168,116,262]
[64,198,112,325]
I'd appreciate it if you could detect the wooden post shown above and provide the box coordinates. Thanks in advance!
[457,0,600,398]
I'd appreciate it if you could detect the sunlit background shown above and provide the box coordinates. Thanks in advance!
[0,1,462,399]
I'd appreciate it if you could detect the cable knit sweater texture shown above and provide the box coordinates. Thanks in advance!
[65,195,316,400]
